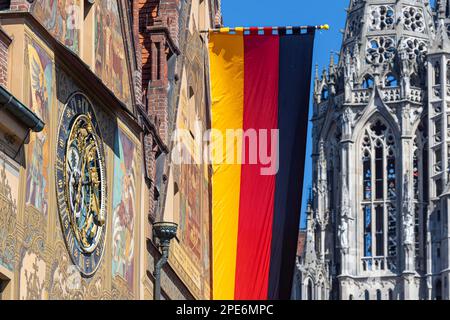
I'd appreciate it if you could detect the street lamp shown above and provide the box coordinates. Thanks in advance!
[152,221,178,300]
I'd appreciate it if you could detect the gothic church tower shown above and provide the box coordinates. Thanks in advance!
[296,0,450,300]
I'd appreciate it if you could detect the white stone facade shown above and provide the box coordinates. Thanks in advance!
[295,0,450,300]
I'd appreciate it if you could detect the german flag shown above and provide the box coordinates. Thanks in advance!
[209,27,316,300]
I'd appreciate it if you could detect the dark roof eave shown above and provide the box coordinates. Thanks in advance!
[137,106,169,154]
[0,85,44,132]
[0,11,141,132]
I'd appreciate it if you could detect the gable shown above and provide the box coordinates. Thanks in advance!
[31,0,81,54]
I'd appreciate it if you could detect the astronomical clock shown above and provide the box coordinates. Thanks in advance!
[55,92,106,276]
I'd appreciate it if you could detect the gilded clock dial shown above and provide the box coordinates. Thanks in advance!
[56,92,106,276]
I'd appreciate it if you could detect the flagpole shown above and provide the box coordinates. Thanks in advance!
[199,24,329,33]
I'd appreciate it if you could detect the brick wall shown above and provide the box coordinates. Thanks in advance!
[8,0,30,11]
[139,0,182,145]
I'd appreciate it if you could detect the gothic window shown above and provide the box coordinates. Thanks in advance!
[402,6,425,33]
[364,290,370,300]
[366,37,396,64]
[376,289,382,300]
[384,73,398,87]
[360,120,397,266]
[399,37,428,62]
[349,294,353,300]
[387,203,397,256]
[375,205,384,256]
[369,6,395,31]
[351,0,363,9]
[414,203,420,256]
[435,117,442,142]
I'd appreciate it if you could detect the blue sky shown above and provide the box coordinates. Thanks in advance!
[222,0,347,228]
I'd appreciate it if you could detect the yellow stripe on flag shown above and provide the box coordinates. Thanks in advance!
[209,32,244,300]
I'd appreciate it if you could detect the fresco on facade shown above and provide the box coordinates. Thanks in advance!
[112,129,137,291]
[94,1,132,108]
[31,0,80,53]
[25,37,53,217]
[0,156,19,271]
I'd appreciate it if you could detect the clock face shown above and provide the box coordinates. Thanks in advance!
[56,92,106,276]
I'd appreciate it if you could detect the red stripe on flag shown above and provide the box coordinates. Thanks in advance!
[234,35,279,300]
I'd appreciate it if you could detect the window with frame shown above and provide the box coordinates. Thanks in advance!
[360,120,397,269]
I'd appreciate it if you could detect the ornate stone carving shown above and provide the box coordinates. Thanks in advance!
[0,158,17,271]
[402,172,415,250]
[398,37,427,63]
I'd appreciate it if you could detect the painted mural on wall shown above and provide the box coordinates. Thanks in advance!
[94,1,132,109]
[31,0,80,53]
[25,36,53,217]
[112,128,137,291]
[0,155,18,272]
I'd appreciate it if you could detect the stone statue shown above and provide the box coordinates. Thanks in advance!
[402,172,415,249]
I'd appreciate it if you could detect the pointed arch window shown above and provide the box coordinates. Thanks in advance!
[360,119,397,271]
[321,86,329,100]
[447,61,450,85]
[434,61,441,85]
